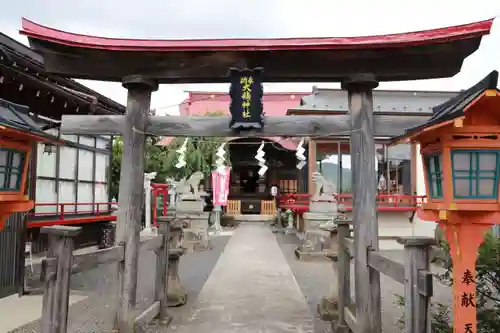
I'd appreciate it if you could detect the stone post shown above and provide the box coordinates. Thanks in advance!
[285,208,294,233]
[165,214,188,307]
[154,210,174,325]
[318,226,340,321]
[212,205,222,233]
[142,172,157,235]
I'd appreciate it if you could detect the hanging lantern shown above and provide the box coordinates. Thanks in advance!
[0,98,58,230]
[391,71,500,333]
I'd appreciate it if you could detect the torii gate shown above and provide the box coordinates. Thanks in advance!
[20,18,493,333]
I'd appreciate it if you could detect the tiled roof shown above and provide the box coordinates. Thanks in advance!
[392,71,499,141]
[0,98,56,141]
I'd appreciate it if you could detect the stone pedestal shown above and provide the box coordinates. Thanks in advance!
[176,199,204,212]
[308,196,337,214]
[167,248,187,307]
[295,209,341,261]
[176,210,211,252]
[318,295,339,321]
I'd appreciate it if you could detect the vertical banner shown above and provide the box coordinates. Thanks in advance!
[212,167,231,206]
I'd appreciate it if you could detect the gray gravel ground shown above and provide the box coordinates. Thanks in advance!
[275,231,452,333]
[9,235,230,333]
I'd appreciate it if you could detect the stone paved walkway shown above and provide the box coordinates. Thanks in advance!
[155,223,315,333]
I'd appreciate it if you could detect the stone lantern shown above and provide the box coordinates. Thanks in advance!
[0,99,57,230]
[392,71,500,333]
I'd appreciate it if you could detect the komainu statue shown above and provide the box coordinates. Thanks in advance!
[312,171,336,198]
[176,171,204,200]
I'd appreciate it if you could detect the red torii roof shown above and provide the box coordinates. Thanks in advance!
[20,18,493,52]
[19,18,495,83]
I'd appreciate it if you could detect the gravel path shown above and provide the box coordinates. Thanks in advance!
[275,231,452,333]
[9,235,230,333]
[152,223,315,333]
[9,225,452,333]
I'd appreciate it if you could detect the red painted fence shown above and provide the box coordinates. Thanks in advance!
[27,202,117,228]
[278,193,425,213]
[27,183,170,228]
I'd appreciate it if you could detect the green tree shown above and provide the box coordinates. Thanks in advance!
[159,110,230,180]
[110,110,230,197]
[110,136,123,200]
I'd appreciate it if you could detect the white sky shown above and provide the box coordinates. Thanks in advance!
[1,0,499,115]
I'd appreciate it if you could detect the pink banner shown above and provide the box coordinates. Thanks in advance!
[212,167,231,206]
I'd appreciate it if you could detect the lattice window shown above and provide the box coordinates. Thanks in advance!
[0,148,26,192]
[424,153,443,198]
[451,150,500,199]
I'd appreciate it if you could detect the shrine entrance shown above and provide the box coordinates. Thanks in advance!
[227,138,299,215]
[19,17,494,333]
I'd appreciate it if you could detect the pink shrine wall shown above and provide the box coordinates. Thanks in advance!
[179,91,308,117]
[159,91,308,149]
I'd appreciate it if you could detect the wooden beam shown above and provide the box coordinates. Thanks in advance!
[344,307,359,333]
[344,75,382,333]
[60,114,430,138]
[139,235,163,253]
[367,251,405,285]
[133,301,160,331]
[71,245,125,275]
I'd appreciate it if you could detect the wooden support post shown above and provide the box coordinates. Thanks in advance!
[116,75,158,333]
[397,237,436,333]
[155,210,175,326]
[40,226,81,333]
[342,74,381,333]
[333,219,352,333]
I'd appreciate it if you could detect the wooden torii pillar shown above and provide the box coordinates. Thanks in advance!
[115,75,158,331]
[343,74,381,333]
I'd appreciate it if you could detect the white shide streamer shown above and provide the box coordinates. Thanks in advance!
[255,141,268,176]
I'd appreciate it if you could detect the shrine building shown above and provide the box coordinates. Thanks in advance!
[158,88,461,247]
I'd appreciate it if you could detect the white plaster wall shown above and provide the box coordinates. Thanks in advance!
[35,135,110,215]
[413,144,437,238]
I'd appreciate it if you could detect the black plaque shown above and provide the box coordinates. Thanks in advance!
[229,67,264,130]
